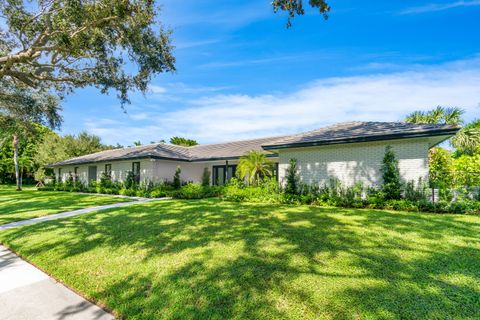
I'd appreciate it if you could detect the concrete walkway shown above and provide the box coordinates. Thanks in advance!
[0,197,159,231]
[0,245,114,320]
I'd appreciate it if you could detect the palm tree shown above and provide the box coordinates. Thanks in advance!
[237,150,274,186]
[405,106,480,154]
[451,119,480,155]
[405,106,464,125]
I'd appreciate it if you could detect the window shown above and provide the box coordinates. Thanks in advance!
[212,164,237,186]
[105,164,112,177]
[74,167,79,181]
[58,168,62,182]
[272,163,279,181]
[88,166,97,183]
[132,162,140,183]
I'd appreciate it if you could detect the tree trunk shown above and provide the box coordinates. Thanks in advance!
[13,133,21,191]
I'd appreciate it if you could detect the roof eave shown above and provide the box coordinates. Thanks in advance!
[49,155,191,167]
[262,129,460,150]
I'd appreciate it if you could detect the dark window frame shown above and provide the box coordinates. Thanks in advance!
[132,162,141,183]
[212,164,237,186]
[58,168,62,182]
[74,167,79,181]
[104,164,112,177]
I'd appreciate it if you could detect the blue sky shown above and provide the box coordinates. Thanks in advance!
[60,0,480,145]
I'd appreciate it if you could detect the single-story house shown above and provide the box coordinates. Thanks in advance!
[51,121,459,187]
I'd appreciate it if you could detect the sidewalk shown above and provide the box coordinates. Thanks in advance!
[0,245,114,320]
[0,198,158,231]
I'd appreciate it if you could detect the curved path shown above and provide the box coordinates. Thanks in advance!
[0,196,167,319]
[0,197,161,231]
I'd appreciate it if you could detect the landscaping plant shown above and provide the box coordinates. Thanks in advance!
[381,146,402,200]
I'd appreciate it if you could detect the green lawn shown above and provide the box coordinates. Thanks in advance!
[0,185,131,225]
[1,199,479,319]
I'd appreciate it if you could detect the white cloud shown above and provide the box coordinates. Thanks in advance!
[400,0,480,14]
[148,85,167,94]
[88,58,480,145]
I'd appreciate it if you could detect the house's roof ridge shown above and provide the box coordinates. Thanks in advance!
[50,121,460,166]
[187,134,289,149]
[263,121,460,149]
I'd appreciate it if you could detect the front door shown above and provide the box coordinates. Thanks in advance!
[88,166,97,183]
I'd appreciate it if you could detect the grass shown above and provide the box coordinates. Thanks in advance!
[1,199,479,319]
[0,185,131,225]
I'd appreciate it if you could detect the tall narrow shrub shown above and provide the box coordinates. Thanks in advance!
[173,166,182,189]
[284,158,300,195]
[201,167,211,187]
[381,146,402,200]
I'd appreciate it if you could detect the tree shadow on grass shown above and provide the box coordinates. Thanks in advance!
[1,200,479,319]
[0,189,128,224]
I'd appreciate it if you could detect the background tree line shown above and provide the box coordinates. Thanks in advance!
[0,121,114,185]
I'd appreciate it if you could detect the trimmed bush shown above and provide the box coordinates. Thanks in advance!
[172,183,223,199]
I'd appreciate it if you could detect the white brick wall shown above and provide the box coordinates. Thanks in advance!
[54,138,429,187]
[54,159,244,185]
[278,138,430,187]
[55,159,153,184]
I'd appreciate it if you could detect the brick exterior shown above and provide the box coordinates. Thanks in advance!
[278,138,430,187]
[55,138,430,188]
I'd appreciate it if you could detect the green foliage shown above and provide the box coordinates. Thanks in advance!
[404,179,429,202]
[0,0,175,105]
[34,131,112,173]
[124,171,136,190]
[173,166,182,189]
[172,183,223,200]
[201,167,211,187]
[272,0,330,27]
[452,119,480,156]
[237,151,274,186]
[223,178,281,203]
[169,136,198,147]
[284,158,300,195]
[0,120,52,184]
[381,146,402,200]
[454,153,480,187]
[429,147,455,188]
[405,106,464,125]
[0,82,61,189]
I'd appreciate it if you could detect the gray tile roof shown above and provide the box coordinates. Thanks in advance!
[51,121,459,166]
[262,121,460,149]
[51,135,287,166]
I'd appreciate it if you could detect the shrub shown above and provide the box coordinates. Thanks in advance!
[87,181,98,193]
[173,166,181,189]
[223,177,281,203]
[201,167,210,187]
[381,146,402,200]
[150,189,169,198]
[404,178,429,202]
[172,183,223,199]
[284,158,300,195]
[119,188,137,197]
[125,171,136,190]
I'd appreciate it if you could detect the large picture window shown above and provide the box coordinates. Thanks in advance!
[132,162,140,183]
[212,164,236,186]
